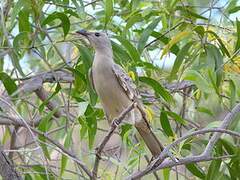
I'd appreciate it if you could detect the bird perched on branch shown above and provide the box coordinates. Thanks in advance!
[75,30,164,158]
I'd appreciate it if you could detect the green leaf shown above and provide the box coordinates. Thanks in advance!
[228,6,240,14]
[226,0,238,11]
[10,0,31,27]
[31,165,55,180]
[41,12,70,37]
[19,9,31,32]
[60,128,73,176]
[105,0,113,26]
[66,66,87,94]
[163,111,187,125]
[235,19,240,53]
[112,41,132,63]
[196,107,214,116]
[85,105,97,149]
[115,36,141,62]
[138,18,161,53]
[163,168,171,180]
[229,80,236,109]
[74,44,97,105]
[206,159,222,180]
[0,72,18,96]
[39,83,62,113]
[13,32,31,55]
[24,174,32,180]
[185,163,206,179]
[161,30,194,58]
[206,30,230,57]
[139,76,173,103]
[219,139,235,155]
[151,31,180,55]
[183,70,212,93]
[169,41,195,80]
[120,124,133,138]
[193,26,205,38]
[78,117,88,139]
[38,109,58,160]
[74,44,93,72]
[160,110,174,137]
[72,0,84,16]
[205,44,224,87]
[125,13,143,30]
[207,69,219,96]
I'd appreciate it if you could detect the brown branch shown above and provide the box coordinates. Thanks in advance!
[0,146,22,180]
[126,102,240,179]
[126,154,237,180]
[29,127,92,178]
[92,102,136,180]
[35,87,63,118]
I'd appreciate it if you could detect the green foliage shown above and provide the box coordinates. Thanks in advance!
[41,12,70,37]
[0,72,18,96]
[1,0,240,179]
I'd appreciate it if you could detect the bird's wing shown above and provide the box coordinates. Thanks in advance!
[112,64,137,100]
[88,68,96,93]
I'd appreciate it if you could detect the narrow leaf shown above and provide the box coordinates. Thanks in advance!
[235,19,240,52]
[206,159,222,180]
[183,70,212,93]
[206,30,230,57]
[115,36,141,62]
[160,110,174,136]
[0,72,18,96]
[10,0,30,27]
[60,129,73,176]
[163,168,171,180]
[161,30,194,58]
[139,76,173,103]
[228,6,240,14]
[13,32,31,55]
[19,9,31,32]
[41,12,70,37]
[205,44,224,87]
[38,109,58,160]
[196,107,214,116]
[105,0,113,26]
[138,18,160,53]
[163,111,187,125]
[169,41,195,80]
[185,163,206,179]
[151,31,180,55]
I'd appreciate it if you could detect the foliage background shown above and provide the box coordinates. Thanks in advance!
[0,0,240,179]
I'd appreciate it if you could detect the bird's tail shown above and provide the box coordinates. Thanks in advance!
[135,121,164,158]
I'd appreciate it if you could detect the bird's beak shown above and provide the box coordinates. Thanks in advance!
[76,29,91,36]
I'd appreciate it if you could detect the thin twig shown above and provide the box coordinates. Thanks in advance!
[126,100,240,179]
[92,102,136,180]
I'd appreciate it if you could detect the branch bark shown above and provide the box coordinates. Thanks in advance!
[0,146,22,180]
[126,102,240,179]
[92,102,136,180]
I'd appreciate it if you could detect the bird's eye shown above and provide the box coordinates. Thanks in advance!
[95,32,100,37]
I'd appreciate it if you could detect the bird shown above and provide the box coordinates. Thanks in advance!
[75,29,164,158]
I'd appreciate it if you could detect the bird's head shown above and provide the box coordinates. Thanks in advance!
[76,30,112,52]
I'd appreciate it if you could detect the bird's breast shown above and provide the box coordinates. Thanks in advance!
[92,63,131,121]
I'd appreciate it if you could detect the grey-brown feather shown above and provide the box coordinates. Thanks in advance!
[112,64,137,100]
[88,68,96,93]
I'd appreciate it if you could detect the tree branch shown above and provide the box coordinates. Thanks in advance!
[0,146,22,180]
[92,102,136,180]
[126,102,240,179]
